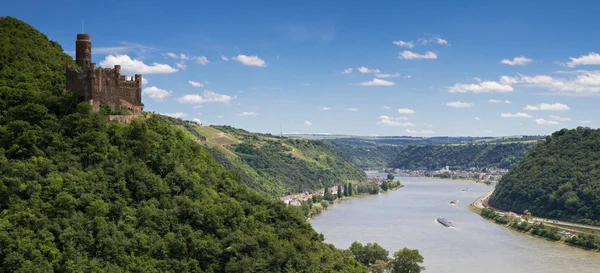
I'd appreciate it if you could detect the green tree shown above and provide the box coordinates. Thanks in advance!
[324,187,334,202]
[381,181,389,191]
[348,183,353,196]
[337,185,343,199]
[523,209,533,222]
[388,248,425,273]
[387,172,395,180]
[371,260,389,273]
[349,241,389,267]
[344,183,349,197]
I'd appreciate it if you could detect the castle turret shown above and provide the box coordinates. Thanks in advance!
[76,34,92,69]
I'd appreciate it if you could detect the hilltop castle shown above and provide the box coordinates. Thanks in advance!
[66,34,144,115]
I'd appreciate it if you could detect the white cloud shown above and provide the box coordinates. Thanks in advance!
[375,73,401,78]
[500,76,519,85]
[417,38,432,45]
[398,108,416,114]
[188,81,204,87]
[164,52,191,60]
[436,38,449,45]
[501,56,533,66]
[399,51,438,60]
[100,54,178,74]
[141,78,148,84]
[406,129,434,134]
[357,67,381,74]
[488,99,512,104]
[177,90,233,104]
[164,112,186,118]
[377,116,415,127]
[524,103,570,111]
[567,52,600,67]
[447,80,513,93]
[581,120,592,124]
[304,121,312,126]
[235,112,258,117]
[142,86,172,100]
[446,101,474,108]
[360,78,396,86]
[502,71,600,94]
[176,61,186,70]
[221,56,229,61]
[549,115,571,121]
[342,68,353,74]
[536,118,559,125]
[392,40,414,48]
[383,105,391,109]
[234,54,266,67]
[192,118,202,124]
[193,56,209,65]
[346,108,360,112]
[318,106,332,110]
[500,112,533,118]
[474,117,481,121]
[379,115,409,121]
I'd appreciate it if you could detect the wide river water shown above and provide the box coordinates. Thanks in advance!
[310,176,600,273]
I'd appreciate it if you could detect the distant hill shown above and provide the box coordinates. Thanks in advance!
[158,118,367,197]
[0,17,367,272]
[389,143,535,170]
[490,127,600,226]
[324,136,542,169]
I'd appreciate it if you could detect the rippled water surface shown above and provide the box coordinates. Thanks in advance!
[310,176,600,273]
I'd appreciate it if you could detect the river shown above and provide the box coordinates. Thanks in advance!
[310,176,600,273]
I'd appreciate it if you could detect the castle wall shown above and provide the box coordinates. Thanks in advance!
[91,68,121,108]
[117,78,142,105]
[66,67,92,102]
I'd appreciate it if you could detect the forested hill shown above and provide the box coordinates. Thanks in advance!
[324,136,537,170]
[158,119,367,197]
[0,17,367,272]
[325,139,403,169]
[389,143,535,170]
[490,127,600,226]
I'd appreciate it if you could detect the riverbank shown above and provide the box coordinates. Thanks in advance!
[470,190,600,251]
[308,185,403,220]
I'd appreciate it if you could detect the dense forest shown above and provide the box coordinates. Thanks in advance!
[0,17,371,272]
[161,121,368,197]
[325,137,540,169]
[389,143,535,170]
[325,140,403,169]
[490,127,600,226]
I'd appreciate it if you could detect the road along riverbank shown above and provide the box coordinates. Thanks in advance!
[470,189,600,251]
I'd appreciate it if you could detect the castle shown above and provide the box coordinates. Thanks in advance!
[66,34,144,115]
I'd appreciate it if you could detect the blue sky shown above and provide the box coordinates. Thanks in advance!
[5,0,600,136]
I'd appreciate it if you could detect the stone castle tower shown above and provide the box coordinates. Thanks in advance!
[66,34,144,115]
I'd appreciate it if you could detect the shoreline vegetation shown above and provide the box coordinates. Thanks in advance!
[470,193,600,251]
[282,173,403,219]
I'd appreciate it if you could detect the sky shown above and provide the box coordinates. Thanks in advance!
[5,0,600,136]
